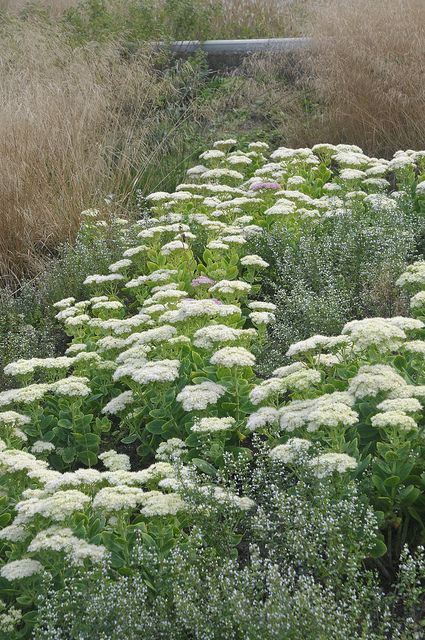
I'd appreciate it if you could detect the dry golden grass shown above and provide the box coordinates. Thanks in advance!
[4,0,425,281]
[301,0,425,155]
[0,19,209,283]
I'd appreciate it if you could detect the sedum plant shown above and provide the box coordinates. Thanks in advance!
[1,138,425,634]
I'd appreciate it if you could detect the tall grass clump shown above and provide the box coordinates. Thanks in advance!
[0,17,213,282]
[302,0,425,156]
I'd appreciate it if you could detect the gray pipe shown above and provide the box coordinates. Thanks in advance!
[166,37,311,70]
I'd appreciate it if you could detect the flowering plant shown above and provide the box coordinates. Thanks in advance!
[2,138,425,633]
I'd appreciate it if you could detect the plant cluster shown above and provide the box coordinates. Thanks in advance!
[1,139,425,636]
[32,462,425,640]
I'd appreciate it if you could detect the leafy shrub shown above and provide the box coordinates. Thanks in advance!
[253,190,423,374]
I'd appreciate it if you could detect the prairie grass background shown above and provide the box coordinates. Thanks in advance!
[0,0,425,282]
[0,18,214,282]
[303,0,425,156]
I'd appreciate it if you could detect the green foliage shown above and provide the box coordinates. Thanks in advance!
[33,456,425,639]
[254,192,424,375]
[62,0,222,46]
[0,221,134,392]
[2,140,425,636]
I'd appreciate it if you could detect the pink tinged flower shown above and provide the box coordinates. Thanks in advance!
[212,298,223,305]
[191,276,215,286]
[252,182,281,190]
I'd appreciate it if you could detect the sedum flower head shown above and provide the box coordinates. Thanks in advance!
[371,411,417,431]
[348,365,408,400]
[309,453,357,478]
[99,449,131,471]
[270,438,312,464]
[192,416,236,433]
[210,347,255,368]
[0,559,43,581]
[177,381,226,411]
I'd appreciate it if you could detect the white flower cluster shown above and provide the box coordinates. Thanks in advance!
[177,381,226,411]
[309,453,357,478]
[5,138,425,592]
[210,347,256,368]
[192,416,236,433]
[28,526,106,565]
[279,392,357,433]
[0,559,43,581]
[99,449,131,471]
[270,438,312,464]
[193,324,256,349]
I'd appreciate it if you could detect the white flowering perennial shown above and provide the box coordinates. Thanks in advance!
[210,347,256,368]
[270,438,312,464]
[309,453,357,478]
[99,449,131,471]
[177,382,227,411]
[0,559,43,581]
[130,359,180,385]
[4,139,425,618]
[27,527,106,565]
[192,416,236,433]
[193,325,256,349]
